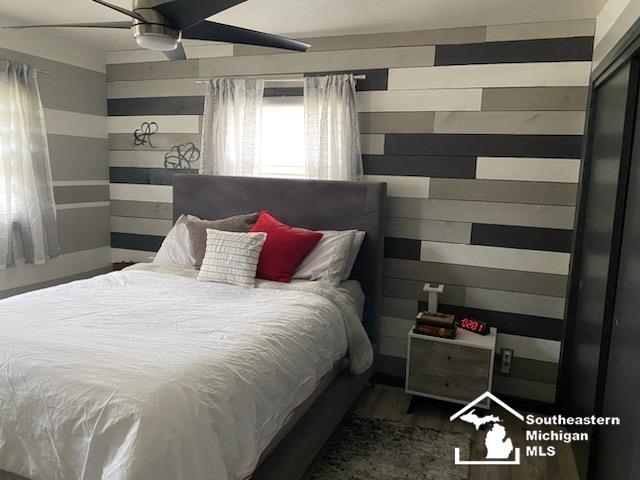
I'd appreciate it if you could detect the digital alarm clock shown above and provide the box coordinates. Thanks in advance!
[458,317,489,335]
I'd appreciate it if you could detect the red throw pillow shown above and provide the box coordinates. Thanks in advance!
[250,211,323,282]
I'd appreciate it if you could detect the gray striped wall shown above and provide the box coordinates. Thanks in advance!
[106,18,595,404]
[0,47,110,298]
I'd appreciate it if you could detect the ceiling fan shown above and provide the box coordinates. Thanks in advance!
[4,0,311,60]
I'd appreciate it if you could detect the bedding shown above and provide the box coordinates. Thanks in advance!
[294,230,356,284]
[0,263,372,480]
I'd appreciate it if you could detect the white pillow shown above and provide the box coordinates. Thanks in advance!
[153,214,196,268]
[341,231,366,280]
[197,229,267,288]
[294,230,356,285]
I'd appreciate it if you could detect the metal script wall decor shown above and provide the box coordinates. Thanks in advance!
[164,142,201,170]
[133,121,158,148]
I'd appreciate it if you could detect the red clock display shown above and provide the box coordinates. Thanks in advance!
[458,317,489,335]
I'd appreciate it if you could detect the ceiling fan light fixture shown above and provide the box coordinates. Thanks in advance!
[135,33,179,51]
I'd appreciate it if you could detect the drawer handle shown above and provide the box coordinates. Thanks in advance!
[447,355,451,360]
[445,382,450,387]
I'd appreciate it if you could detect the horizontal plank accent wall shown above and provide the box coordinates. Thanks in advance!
[106,18,595,404]
[0,47,109,296]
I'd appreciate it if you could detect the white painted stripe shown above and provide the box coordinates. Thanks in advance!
[107,78,206,98]
[496,333,561,363]
[364,175,430,198]
[388,62,592,90]
[357,89,482,112]
[379,335,407,358]
[44,109,107,139]
[56,201,110,210]
[107,44,234,64]
[109,150,171,168]
[111,248,156,263]
[107,115,200,134]
[53,180,110,187]
[476,157,581,183]
[109,183,173,203]
[360,134,385,155]
[111,216,173,236]
[0,247,111,291]
[420,241,570,275]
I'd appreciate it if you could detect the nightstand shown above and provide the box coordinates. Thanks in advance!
[405,326,497,409]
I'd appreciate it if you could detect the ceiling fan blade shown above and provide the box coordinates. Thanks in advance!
[164,42,187,61]
[155,0,247,30]
[92,0,147,22]
[3,21,132,29]
[182,21,310,52]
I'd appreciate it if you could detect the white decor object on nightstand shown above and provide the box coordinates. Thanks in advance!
[405,326,497,409]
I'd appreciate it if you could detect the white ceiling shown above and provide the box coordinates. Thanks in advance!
[0,0,608,52]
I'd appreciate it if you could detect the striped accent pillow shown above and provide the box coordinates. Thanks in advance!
[197,229,267,288]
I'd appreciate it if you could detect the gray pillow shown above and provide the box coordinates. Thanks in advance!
[186,212,260,268]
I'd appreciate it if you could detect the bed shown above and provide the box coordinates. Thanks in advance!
[0,174,386,480]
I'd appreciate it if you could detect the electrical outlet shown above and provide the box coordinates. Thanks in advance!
[500,348,513,374]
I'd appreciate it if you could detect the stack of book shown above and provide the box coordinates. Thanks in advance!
[414,311,456,339]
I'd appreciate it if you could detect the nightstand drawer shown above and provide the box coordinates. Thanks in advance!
[407,339,491,402]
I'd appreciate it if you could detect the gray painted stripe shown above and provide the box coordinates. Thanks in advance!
[433,111,585,135]
[58,206,111,254]
[0,47,106,116]
[359,112,435,133]
[109,133,201,151]
[382,297,418,320]
[107,59,198,81]
[384,279,565,318]
[109,200,173,220]
[495,355,558,384]
[383,258,568,297]
[387,197,576,229]
[48,135,109,182]
[199,46,436,77]
[386,217,471,244]
[111,216,173,236]
[234,27,486,56]
[485,19,595,42]
[54,185,110,204]
[481,86,589,111]
[0,266,112,299]
[429,178,578,206]
[107,96,205,116]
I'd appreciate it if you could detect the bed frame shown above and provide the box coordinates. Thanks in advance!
[173,174,386,479]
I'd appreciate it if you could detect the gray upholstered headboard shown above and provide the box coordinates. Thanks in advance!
[172,174,386,345]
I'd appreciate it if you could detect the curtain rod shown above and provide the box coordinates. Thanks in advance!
[196,74,366,85]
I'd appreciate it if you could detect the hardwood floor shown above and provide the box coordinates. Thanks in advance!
[334,384,579,480]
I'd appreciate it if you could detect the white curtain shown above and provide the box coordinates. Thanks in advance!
[304,74,363,181]
[200,78,265,176]
[0,61,58,270]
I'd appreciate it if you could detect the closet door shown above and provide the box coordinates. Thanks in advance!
[561,61,638,478]
[593,100,640,479]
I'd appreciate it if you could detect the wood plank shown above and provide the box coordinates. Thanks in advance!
[357,89,483,112]
[433,111,585,135]
[389,62,591,90]
[385,217,471,243]
[384,258,568,297]
[363,154,476,178]
[476,157,581,182]
[486,19,595,41]
[481,86,589,111]
[359,112,435,133]
[364,175,430,198]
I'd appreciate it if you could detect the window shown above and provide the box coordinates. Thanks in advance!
[259,95,306,178]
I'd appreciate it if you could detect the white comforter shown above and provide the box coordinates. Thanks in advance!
[0,264,372,480]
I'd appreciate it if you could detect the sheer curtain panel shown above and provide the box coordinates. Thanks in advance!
[0,61,58,270]
[304,74,363,181]
[200,78,265,176]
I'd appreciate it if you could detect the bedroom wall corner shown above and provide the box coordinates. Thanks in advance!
[105,18,596,405]
[0,25,111,299]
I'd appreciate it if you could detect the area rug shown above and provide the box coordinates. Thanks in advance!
[307,413,471,480]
